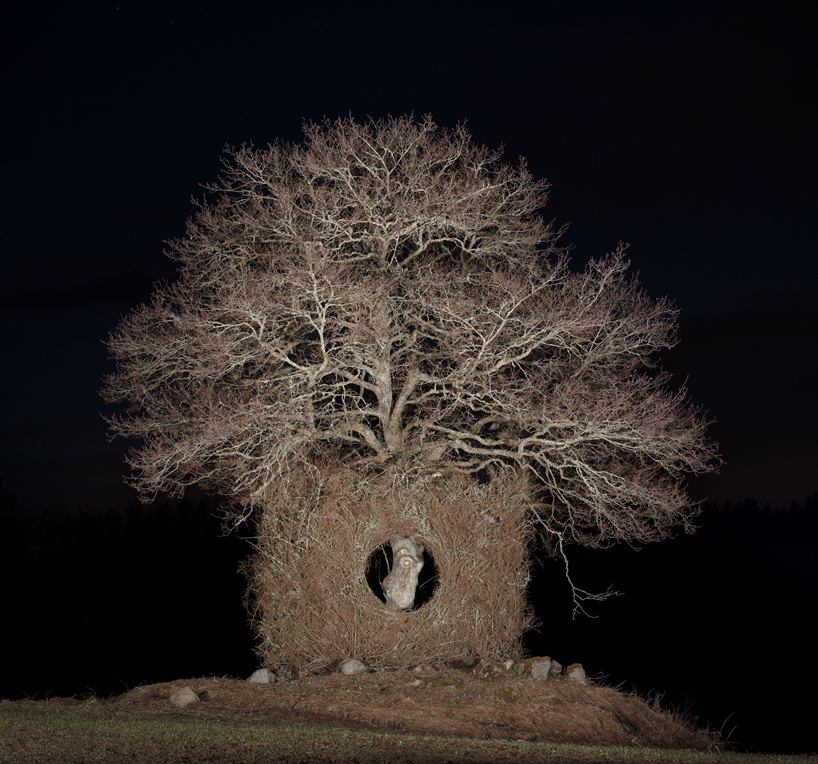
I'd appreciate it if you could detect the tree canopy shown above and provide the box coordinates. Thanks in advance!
[102,114,719,555]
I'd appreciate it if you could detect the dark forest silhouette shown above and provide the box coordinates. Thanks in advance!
[2,485,816,754]
[0,488,256,701]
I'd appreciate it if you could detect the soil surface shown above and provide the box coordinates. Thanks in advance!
[75,663,717,751]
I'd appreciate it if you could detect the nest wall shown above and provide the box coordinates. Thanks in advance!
[244,467,538,676]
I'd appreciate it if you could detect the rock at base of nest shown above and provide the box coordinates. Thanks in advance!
[567,663,586,684]
[169,687,198,708]
[337,658,368,675]
[247,668,276,684]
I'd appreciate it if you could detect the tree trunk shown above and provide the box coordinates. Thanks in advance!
[382,536,425,611]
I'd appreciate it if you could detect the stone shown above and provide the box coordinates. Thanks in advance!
[337,658,368,675]
[566,663,586,684]
[247,668,275,684]
[473,657,505,679]
[169,686,198,708]
[471,654,582,683]
[526,657,553,682]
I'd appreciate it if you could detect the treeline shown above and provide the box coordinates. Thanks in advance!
[3,489,817,550]
[694,492,818,545]
[523,491,818,755]
[0,488,232,549]
[1,487,816,712]
[0,489,256,700]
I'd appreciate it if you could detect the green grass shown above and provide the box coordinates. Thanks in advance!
[1,702,814,764]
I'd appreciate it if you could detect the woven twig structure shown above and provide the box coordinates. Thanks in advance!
[244,467,537,676]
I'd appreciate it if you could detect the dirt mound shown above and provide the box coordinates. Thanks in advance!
[104,664,719,751]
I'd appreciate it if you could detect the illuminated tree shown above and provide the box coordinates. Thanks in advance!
[103,115,719,670]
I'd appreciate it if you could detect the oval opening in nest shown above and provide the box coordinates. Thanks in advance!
[364,540,439,610]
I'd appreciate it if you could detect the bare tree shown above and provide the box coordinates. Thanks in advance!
[102,115,719,615]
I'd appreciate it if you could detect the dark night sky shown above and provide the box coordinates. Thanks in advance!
[2,0,816,512]
[1,0,817,754]
[0,0,818,507]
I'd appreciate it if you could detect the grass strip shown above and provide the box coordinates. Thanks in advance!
[1,703,813,764]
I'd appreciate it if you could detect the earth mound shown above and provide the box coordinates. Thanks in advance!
[99,663,719,751]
